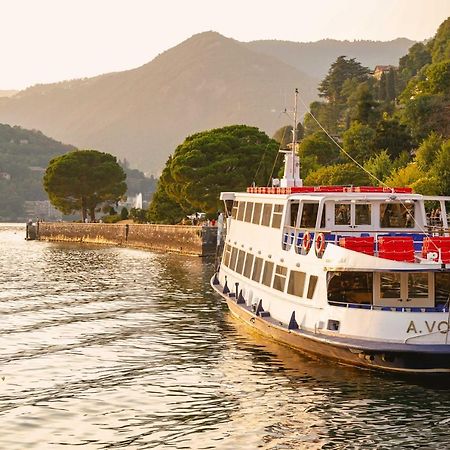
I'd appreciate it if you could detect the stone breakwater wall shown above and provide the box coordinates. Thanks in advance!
[37,222,218,256]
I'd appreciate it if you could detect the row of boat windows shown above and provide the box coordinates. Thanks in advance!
[222,243,318,299]
[328,271,450,304]
[230,199,417,230]
[290,201,415,229]
[231,201,284,229]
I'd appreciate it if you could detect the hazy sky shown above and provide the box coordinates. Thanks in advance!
[1,0,449,89]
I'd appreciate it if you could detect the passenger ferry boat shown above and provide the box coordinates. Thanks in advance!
[211,92,450,373]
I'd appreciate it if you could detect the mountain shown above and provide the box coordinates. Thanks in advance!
[0,90,18,98]
[0,32,415,173]
[246,38,415,79]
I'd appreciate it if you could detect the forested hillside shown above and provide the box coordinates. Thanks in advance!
[0,124,74,219]
[295,17,450,195]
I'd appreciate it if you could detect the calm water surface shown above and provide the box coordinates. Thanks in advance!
[1,223,450,449]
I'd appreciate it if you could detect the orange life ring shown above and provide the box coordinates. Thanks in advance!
[302,231,312,253]
[315,232,326,257]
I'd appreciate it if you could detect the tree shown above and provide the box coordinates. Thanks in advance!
[44,150,127,221]
[342,122,377,162]
[431,139,450,195]
[415,132,445,171]
[398,43,431,82]
[347,82,380,126]
[297,131,340,165]
[363,150,393,185]
[272,123,304,147]
[304,163,371,186]
[431,17,450,63]
[149,125,280,220]
[374,118,413,159]
[318,56,369,103]
[120,207,129,220]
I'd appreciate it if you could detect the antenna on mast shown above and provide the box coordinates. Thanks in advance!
[280,88,302,188]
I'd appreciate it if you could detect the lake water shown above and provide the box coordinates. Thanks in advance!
[1,223,450,449]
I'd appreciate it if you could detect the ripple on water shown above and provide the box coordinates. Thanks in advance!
[1,224,450,449]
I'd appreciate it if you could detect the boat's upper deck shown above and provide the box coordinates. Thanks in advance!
[220,186,450,266]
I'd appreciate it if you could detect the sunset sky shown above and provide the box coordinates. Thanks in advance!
[1,0,449,89]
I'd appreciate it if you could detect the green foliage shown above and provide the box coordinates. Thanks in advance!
[342,122,376,161]
[272,123,304,147]
[304,163,371,186]
[0,123,74,220]
[431,140,450,195]
[102,214,121,223]
[415,132,445,171]
[385,163,424,188]
[363,150,393,185]
[44,150,127,221]
[147,182,185,224]
[318,56,370,103]
[347,82,380,126]
[398,42,431,82]
[120,207,129,220]
[431,17,450,63]
[298,131,340,165]
[129,208,147,223]
[374,118,413,159]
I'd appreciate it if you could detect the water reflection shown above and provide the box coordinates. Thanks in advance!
[1,224,450,449]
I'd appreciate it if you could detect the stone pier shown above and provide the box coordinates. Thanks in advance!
[36,222,218,256]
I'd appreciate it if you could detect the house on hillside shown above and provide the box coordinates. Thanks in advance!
[372,65,396,80]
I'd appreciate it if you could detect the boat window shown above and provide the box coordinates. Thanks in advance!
[235,250,246,274]
[335,203,351,226]
[243,253,254,278]
[320,205,326,228]
[231,201,239,219]
[252,203,262,224]
[251,257,264,282]
[237,202,246,221]
[380,203,414,228]
[287,270,306,297]
[408,273,428,299]
[300,203,319,228]
[273,265,287,291]
[229,247,238,271]
[435,273,450,304]
[290,202,300,227]
[261,204,272,227]
[306,275,318,299]
[262,261,274,287]
[271,204,284,228]
[223,244,231,267]
[224,199,234,218]
[328,272,373,304]
[244,202,254,222]
[380,273,401,298]
[355,204,371,225]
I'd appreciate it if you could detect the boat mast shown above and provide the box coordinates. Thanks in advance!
[280,88,302,188]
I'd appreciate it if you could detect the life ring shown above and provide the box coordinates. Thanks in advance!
[302,231,312,253]
[315,232,326,257]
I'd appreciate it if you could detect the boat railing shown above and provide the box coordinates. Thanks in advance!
[282,227,450,262]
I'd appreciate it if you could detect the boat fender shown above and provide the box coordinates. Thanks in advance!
[315,233,326,257]
[302,231,312,253]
